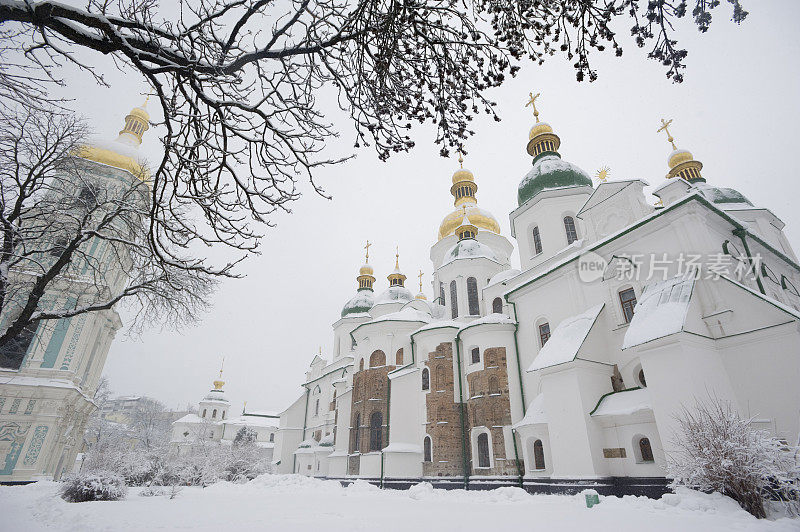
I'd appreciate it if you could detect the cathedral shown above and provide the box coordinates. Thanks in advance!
[274,95,800,495]
[0,103,151,482]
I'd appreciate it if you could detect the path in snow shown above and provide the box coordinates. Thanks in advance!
[0,474,797,532]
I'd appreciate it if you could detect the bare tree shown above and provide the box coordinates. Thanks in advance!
[668,397,800,519]
[131,397,171,450]
[0,0,749,284]
[0,107,213,365]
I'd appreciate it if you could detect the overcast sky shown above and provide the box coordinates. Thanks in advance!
[51,1,800,413]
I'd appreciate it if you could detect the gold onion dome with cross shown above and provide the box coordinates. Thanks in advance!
[437,151,501,240]
[356,241,375,290]
[658,118,704,183]
[387,248,407,287]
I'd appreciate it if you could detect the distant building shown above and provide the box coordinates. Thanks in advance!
[170,369,278,460]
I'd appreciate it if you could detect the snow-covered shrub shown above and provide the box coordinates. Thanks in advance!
[223,428,272,483]
[60,472,128,502]
[233,426,257,447]
[667,398,800,518]
[139,486,165,497]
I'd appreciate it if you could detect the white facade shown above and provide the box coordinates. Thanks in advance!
[0,104,150,483]
[170,379,279,460]
[275,115,800,493]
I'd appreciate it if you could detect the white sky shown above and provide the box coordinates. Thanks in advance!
[50,1,800,413]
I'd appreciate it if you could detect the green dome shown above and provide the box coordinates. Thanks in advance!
[341,288,374,317]
[518,153,592,206]
[696,184,752,207]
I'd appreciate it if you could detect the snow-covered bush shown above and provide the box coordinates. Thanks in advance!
[224,427,272,482]
[667,398,800,518]
[60,472,128,502]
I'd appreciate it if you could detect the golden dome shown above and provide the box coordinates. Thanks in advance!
[128,106,150,122]
[76,145,150,181]
[668,149,694,168]
[213,379,225,390]
[359,263,374,276]
[452,168,475,185]
[438,204,500,240]
[529,122,553,140]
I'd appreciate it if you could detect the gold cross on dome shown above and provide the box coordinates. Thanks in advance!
[658,118,677,150]
[418,270,424,292]
[526,92,541,122]
[395,246,400,268]
[218,357,225,379]
[364,240,371,262]
[457,149,464,169]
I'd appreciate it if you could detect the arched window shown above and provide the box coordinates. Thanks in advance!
[359,359,364,372]
[352,413,361,452]
[564,216,578,244]
[314,398,320,415]
[439,282,445,306]
[471,347,480,364]
[532,226,543,255]
[423,436,432,462]
[396,348,404,365]
[369,350,386,368]
[222,411,226,420]
[533,440,545,470]
[619,288,637,323]
[639,437,654,463]
[638,368,647,387]
[436,365,446,389]
[269,433,274,442]
[477,433,490,468]
[538,322,551,346]
[202,409,207,418]
[421,368,430,391]
[212,409,217,419]
[450,280,459,318]
[467,277,480,315]
[492,297,503,314]
[369,412,383,451]
[488,376,500,395]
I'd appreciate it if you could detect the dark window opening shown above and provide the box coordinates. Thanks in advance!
[467,277,479,316]
[492,297,503,314]
[471,347,480,364]
[639,437,654,463]
[532,226,542,255]
[369,412,383,451]
[619,288,637,323]
[638,368,647,387]
[538,322,551,346]
[564,216,578,245]
[421,368,430,391]
[450,280,459,319]
[477,433,490,468]
[533,440,545,470]
[423,436,432,462]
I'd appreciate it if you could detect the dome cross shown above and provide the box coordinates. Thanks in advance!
[418,270,424,293]
[526,92,541,122]
[364,240,371,262]
[658,118,677,150]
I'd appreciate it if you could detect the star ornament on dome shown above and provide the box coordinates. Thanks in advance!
[595,166,611,183]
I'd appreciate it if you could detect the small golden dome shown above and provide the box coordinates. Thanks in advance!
[415,292,427,300]
[128,106,150,122]
[529,122,553,140]
[359,263,374,276]
[438,204,500,241]
[668,149,694,169]
[452,168,475,185]
[213,379,225,390]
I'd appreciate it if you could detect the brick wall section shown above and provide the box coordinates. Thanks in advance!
[466,347,521,476]
[349,362,395,454]
[423,342,465,477]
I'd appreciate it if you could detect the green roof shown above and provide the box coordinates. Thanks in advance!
[518,152,593,206]
[341,288,374,317]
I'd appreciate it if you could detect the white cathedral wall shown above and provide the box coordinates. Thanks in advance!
[510,189,592,268]
[275,393,307,474]
[598,420,665,477]
[385,367,424,478]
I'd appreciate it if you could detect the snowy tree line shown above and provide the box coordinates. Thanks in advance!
[77,379,273,493]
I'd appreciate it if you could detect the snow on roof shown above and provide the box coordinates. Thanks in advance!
[373,285,414,305]
[0,375,94,403]
[528,303,604,372]
[319,433,335,447]
[462,313,516,328]
[244,410,280,418]
[414,319,460,333]
[441,239,500,267]
[383,442,422,454]
[622,274,695,349]
[173,413,206,425]
[487,268,520,288]
[590,387,652,417]
[224,415,278,428]
[388,364,418,379]
[512,393,547,428]
[367,307,432,325]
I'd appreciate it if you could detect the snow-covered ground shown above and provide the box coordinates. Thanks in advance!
[1,475,797,531]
